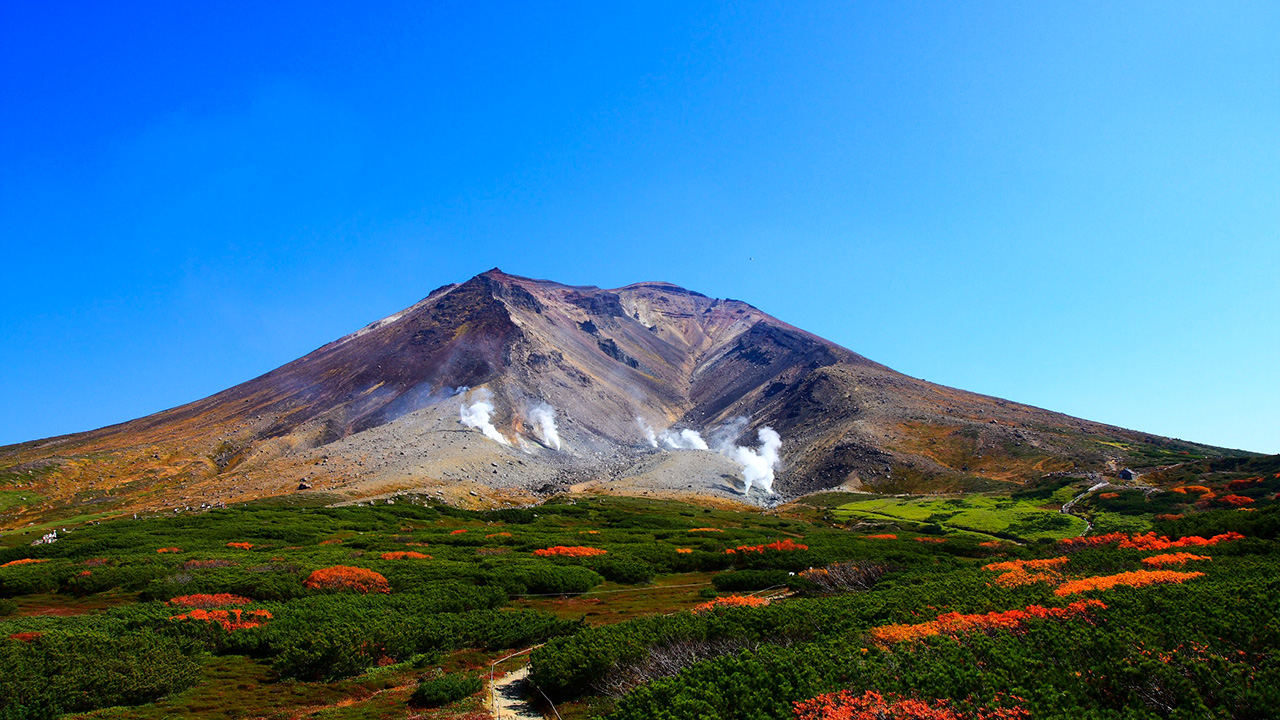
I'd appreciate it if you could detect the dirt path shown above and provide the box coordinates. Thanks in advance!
[490,664,545,720]
[1062,480,1110,535]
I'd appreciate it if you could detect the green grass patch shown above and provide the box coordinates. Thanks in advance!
[832,494,1087,540]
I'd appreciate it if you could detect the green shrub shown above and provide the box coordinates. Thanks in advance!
[590,555,655,585]
[486,563,603,596]
[410,672,484,708]
[0,631,199,719]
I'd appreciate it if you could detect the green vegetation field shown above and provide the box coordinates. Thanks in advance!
[832,494,1088,540]
[1,481,1278,720]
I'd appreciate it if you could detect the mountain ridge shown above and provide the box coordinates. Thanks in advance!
[0,269,1246,527]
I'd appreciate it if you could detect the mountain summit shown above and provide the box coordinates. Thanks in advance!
[0,270,1234,520]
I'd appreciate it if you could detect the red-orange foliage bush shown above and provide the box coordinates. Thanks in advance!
[983,557,1069,588]
[170,608,273,631]
[691,595,771,614]
[450,529,468,535]
[1219,494,1255,507]
[380,551,431,560]
[486,532,513,538]
[1099,492,1119,499]
[156,547,183,554]
[1226,477,1262,491]
[1058,531,1243,552]
[319,539,343,545]
[226,542,254,550]
[869,600,1106,645]
[1121,531,1244,550]
[725,538,809,554]
[7,632,43,643]
[533,546,608,558]
[794,690,1029,720]
[675,548,694,554]
[169,593,252,608]
[304,565,391,593]
[864,534,898,540]
[1054,569,1204,596]
[1142,552,1210,567]
[687,528,724,533]
[0,558,48,568]
[915,537,946,544]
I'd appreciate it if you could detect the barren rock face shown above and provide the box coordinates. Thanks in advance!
[0,269,1232,521]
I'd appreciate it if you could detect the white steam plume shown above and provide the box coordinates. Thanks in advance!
[636,417,659,448]
[729,427,782,496]
[659,427,709,450]
[709,416,751,453]
[459,388,509,446]
[529,402,562,450]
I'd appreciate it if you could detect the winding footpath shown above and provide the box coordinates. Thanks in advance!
[1061,480,1110,536]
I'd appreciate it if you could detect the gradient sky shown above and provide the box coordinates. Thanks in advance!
[2,2,1277,453]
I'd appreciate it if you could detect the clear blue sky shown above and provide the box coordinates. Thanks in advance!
[2,2,1277,453]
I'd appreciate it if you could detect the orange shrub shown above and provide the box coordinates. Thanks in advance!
[486,532,513,538]
[1,558,48,568]
[1142,552,1210,567]
[1226,477,1262,491]
[863,534,898,540]
[304,566,391,593]
[579,530,600,534]
[675,548,694,554]
[726,538,809,554]
[380,551,430,560]
[1059,531,1244,551]
[979,541,1007,548]
[533,546,607,558]
[688,528,724,532]
[319,539,343,545]
[1219,494,1255,507]
[1054,569,1204,596]
[405,542,430,547]
[1099,492,1119,499]
[450,529,468,535]
[226,542,254,550]
[1120,531,1244,550]
[170,608,273,631]
[1155,514,1183,522]
[869,600,1106,645]
[794,689,1029,720]
[156,547,183,554]
[983,557,1069,588]
[169,593,252,608]
[692,595,771,614]
[914,537,946,544]
[7,632,43,643]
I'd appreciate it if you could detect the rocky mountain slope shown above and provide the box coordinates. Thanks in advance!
[0,270,1242,527]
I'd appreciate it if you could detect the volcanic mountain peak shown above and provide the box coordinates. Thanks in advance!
[0,270,1242,524]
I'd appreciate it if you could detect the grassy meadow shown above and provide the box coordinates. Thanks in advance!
[0,476,1277,720]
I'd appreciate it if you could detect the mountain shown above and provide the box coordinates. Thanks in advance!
[0,269,1243,526]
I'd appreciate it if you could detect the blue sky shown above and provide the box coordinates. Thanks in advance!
[1,2,1277,453]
